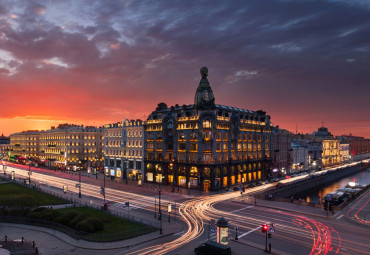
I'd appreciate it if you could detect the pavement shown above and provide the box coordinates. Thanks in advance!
[232,195,340,219]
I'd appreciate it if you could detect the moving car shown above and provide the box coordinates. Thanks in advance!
[194,241,231,255]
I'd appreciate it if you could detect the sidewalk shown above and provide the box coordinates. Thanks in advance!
[0,217,184,250]
[233,196,337,219]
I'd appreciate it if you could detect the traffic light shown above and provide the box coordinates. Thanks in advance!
[261,224,268,233]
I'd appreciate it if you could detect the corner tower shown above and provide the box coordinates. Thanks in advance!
[194,67,215,110]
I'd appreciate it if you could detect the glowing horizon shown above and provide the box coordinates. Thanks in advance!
[0,1,369,138]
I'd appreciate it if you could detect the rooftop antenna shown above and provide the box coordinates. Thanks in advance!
[296,124,298,134]
[321,121,324,128]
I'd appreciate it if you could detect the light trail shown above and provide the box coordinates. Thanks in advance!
[3,162,347,255]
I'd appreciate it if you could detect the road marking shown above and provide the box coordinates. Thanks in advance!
[238,226,260,238]
[230,205,254,213]
[336,214,344,220]
[174,231,185,236]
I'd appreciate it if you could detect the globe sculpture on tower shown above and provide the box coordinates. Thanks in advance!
[194,67,215,110]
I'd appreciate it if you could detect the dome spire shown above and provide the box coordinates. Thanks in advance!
[194,67,215,110]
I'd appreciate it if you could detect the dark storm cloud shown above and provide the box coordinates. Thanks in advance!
[0,0,369,136]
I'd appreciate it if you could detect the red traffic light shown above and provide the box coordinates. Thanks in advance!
[261,224,268,233]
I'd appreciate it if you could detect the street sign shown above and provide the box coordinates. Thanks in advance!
[210,226,216,233]
[269,228,275,233]
[172,204,176,209]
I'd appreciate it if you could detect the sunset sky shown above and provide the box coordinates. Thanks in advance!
[0,0,369,137]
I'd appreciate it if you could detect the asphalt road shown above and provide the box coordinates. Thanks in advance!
[1,161,369,255]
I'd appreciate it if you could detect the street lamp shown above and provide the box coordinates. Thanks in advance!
[78,157,87,198]
[155,185,162,234]
[28,158,31,184]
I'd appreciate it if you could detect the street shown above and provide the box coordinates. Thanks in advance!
[1,162,369,255]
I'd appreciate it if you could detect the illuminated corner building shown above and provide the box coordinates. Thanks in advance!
[0,134,10,159]
[9,131,40,162]
[39,124,104,169]
[310,127,340,168]
[144,67,272,191]
[103,119,144,181]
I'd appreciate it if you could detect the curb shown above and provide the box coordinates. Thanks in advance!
[0,223,181,250]
[230,239,288,255]
[232,200,332,219]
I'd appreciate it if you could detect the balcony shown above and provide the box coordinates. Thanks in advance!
[217,116,230,121]
[177,116,199,121]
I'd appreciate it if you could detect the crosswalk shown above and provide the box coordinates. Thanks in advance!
[110,201,147,210]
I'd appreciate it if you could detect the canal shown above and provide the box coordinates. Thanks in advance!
[297,168,370,204]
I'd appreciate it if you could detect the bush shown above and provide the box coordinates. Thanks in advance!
[87,218,104,231]
[68,214,86,228]
[54,215,71,225]
[75,220,95,233]
[64,211,79,220]
[32,207,49,213]
[38,210,61,221]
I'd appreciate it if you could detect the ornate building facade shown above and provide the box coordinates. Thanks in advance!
[104,119,144,181]
[9,131,40,161]
[39,124,104,169]
[144,67,272,191]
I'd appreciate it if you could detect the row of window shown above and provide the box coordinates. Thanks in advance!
[105,140,142,147]
[104,149,143,157]
[106,130,143,137]
[40,135,101,140]
[105,159,142,170]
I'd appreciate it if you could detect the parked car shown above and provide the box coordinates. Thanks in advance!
[247,183,256,188]
[233,186,241,191]
[291,174,298,178]
[194,241,231,255]
[256,181,263,186]
[297,173,304,176]
[272,178,280,182]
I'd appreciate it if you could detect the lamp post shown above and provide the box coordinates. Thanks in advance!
[28,158,31,184]
[78,165,82,198]
[103,166,106,203]
[121,159,128,184]
[156,185,162,234]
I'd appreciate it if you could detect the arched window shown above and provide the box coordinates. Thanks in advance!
[217,132,222,140]
[203,119,212,129]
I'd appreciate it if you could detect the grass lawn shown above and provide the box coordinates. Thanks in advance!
[58,206,157,241]
[0,182,68,206]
